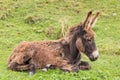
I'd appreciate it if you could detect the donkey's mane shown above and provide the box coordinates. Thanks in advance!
[68,24,83,64]
[68,23,82,36]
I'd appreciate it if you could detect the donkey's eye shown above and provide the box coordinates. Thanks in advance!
[87,39,92,42]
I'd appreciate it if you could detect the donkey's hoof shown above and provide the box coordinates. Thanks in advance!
[79,65,91,70]
[29,71,35,76]
[79,61,91,70]
[9,62,18,71]
[42,68,48,72]
[72,66,79,73]
[29,64,36,76]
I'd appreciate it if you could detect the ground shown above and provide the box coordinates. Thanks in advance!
[0,0,120,80]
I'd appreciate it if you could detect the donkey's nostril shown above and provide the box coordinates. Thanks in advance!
[95,56,98,60]
[89,55,98,61]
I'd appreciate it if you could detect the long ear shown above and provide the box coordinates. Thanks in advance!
[90,12,100,28]
[83,11,92,29]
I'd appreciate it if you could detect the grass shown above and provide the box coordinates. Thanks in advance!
[0,54,120,80]
[0,0,120,80]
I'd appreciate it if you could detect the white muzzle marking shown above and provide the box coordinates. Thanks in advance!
[92,49,99,58]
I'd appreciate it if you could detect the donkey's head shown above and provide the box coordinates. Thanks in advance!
[77,11,100,61]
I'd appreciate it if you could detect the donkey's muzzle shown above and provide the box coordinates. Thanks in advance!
[89,50,99,61]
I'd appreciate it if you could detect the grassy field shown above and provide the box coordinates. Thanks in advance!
[0,0,120,80]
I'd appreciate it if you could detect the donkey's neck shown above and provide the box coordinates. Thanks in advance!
[60,25,82,64]
[70,31,81,63]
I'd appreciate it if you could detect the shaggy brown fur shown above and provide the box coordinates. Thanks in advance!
[7,11,100,75]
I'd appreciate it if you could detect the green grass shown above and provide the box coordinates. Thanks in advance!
[0,0,120,80]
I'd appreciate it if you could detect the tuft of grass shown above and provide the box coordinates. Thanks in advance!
[0,0,120,80]
[24,14,41,24]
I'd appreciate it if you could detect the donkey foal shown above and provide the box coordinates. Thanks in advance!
[7,11,100,75]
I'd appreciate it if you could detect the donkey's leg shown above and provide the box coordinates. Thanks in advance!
[60,64,79,72]
[8,62,36,76]
[78,61,91,70]
[8,62,29,71]
[41,64,56,72]
[56,59,79,72]
[28,64,36,76]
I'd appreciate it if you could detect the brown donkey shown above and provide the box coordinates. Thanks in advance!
[7,11,100,75]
